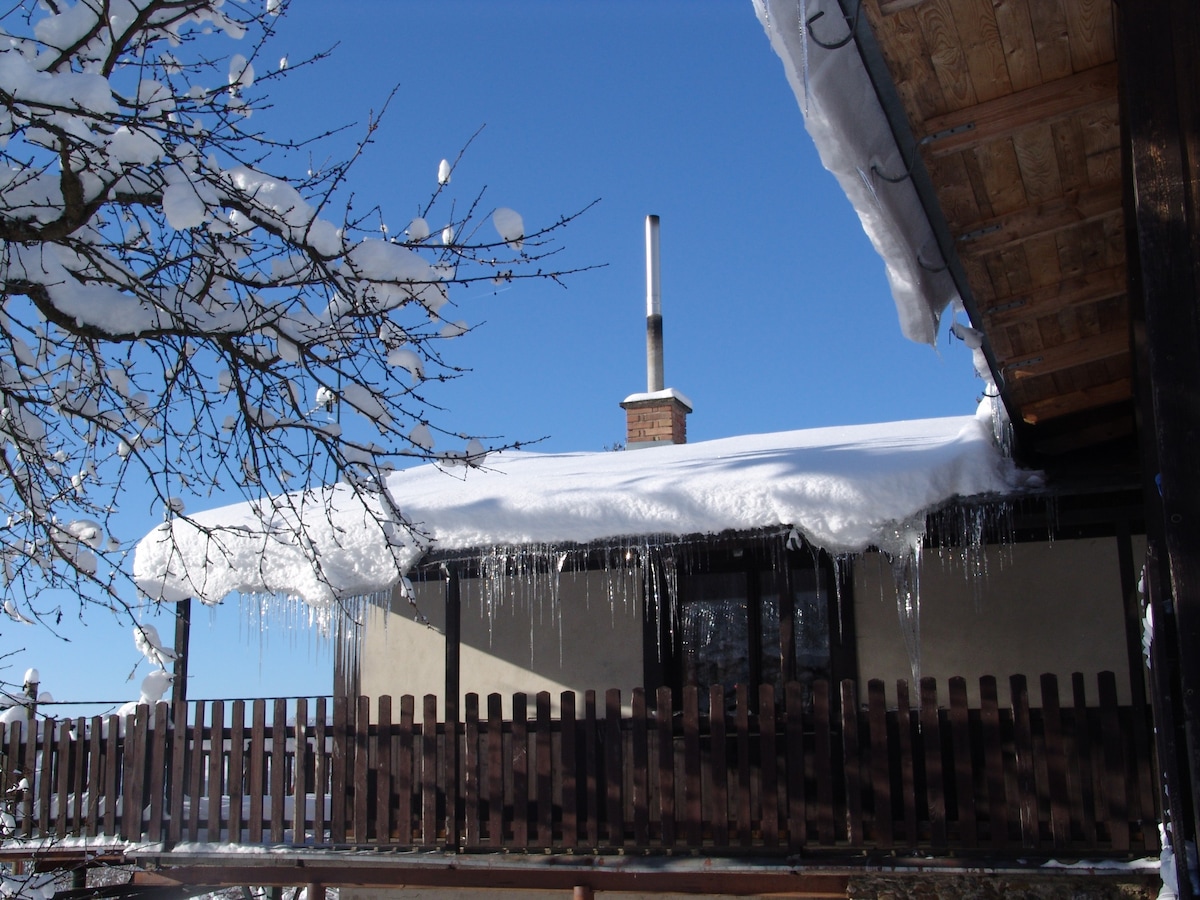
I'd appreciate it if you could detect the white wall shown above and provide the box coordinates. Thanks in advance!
[853,536,1140,705]
[359,567,645,715]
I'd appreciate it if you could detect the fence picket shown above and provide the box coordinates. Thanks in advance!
[1071,673,1098,845]
[656,685,674,847]
[464,694,479,848]
[948,677,976,847]
[536,692,552,847]
[896,680,917,849]
[736,684,752,847]
[684,685,702,848]
[604,688,623,847]
[759,684,779,848]
[867,680,891,848]
[294,698,310,846]
[1040,674,1071,847]
[206,701,224,843]
[422,695,438,846]
[372,696,391,844]
[841,680,863,846]
[631,688,648,846]
[512,693,529,848]
[785,681,806,849]
[584,690,598,848]
[228,700,245,844]
[397,695,414,845]
[560,691,578,848]
[1010,675,1039,849]
[813,680,834,845]
[919,678,946,850]
[709,685,729,848]
[486,693,503,847]
[1098,671,1129,851]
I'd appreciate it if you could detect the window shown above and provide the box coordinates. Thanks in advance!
[645,540,852,711]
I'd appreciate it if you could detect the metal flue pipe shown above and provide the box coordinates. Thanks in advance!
[645,214,664,393]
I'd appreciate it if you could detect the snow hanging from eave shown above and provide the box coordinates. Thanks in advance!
[133,406,1036,609]
[753,0,958,345]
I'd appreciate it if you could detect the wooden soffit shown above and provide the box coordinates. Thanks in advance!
[859,0,1132,460]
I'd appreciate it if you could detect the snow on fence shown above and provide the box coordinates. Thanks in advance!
[0,673,1157,857]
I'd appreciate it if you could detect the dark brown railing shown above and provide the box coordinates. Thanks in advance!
[0,672,1157,858]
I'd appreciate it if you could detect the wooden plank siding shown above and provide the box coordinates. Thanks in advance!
[0,673,1156,859]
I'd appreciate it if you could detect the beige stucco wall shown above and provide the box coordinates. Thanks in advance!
[359,567,645,714]
[853,536,1141,705]
[358,535,1141,713]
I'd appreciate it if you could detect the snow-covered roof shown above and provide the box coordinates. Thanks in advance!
[133,405,1034,609]
[753,0,958,346]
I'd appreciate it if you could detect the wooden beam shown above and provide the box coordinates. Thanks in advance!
[1121,0,1200,881]
[1002,328,1129,380]
[921,62,1118,157]
[879,0,930,15]
[955,183,1121,255]
[980,266,1126,328]
[133,864,851,897]
[1019,378,1132,424]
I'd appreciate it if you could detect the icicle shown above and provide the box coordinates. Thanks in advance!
[889,544,922,685]
[798,0,810,115]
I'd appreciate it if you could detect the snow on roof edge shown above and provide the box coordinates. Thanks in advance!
[753,0,958,346]
[132,404,1037,610]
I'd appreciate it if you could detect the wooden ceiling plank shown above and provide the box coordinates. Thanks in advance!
[958,148,997,219]
[926,153,982,228]
[956,182,1121,254]
[1086,146,1121,193]
[973,138,1029,215]
[1101,213,1126,268]
[980,265,1125,327]
[920,61,1117,156]
[992,0,1041,92]
[1021,377,1131,423]
[1012,123,1066,203]
[916,0,979,110]
[1036,309,1067,349]
[1004,327,1128,378]
[1063,0,1116,72]
[1055,225,1086,278]
[1000,246,1034,295]
[948,0,1013,103]
[1021,234,1065,290]
[1028,0,1074,81]
[1050,117,1090,192]
[961,253,999,304]
[868,2,950,121]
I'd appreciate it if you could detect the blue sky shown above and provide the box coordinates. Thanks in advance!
[6,1,985,711]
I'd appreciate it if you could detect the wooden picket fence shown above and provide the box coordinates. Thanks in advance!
[0,672,1157,857]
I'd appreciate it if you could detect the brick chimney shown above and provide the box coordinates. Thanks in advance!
[621,389,692,447]
[622,215,691,448]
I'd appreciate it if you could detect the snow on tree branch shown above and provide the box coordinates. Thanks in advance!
[0,0,593,625]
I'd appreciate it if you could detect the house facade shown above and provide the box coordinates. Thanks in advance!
[5,0,1194,898]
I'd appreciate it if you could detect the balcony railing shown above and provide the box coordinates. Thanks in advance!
[0,672,1157,859]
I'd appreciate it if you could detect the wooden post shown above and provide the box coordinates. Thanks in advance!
[1119,0,1200,883]
[172,597,190,706]
[444,564,461,723]
[440,564,462,847]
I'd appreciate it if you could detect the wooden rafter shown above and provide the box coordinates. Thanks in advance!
[920,63,1118,157]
